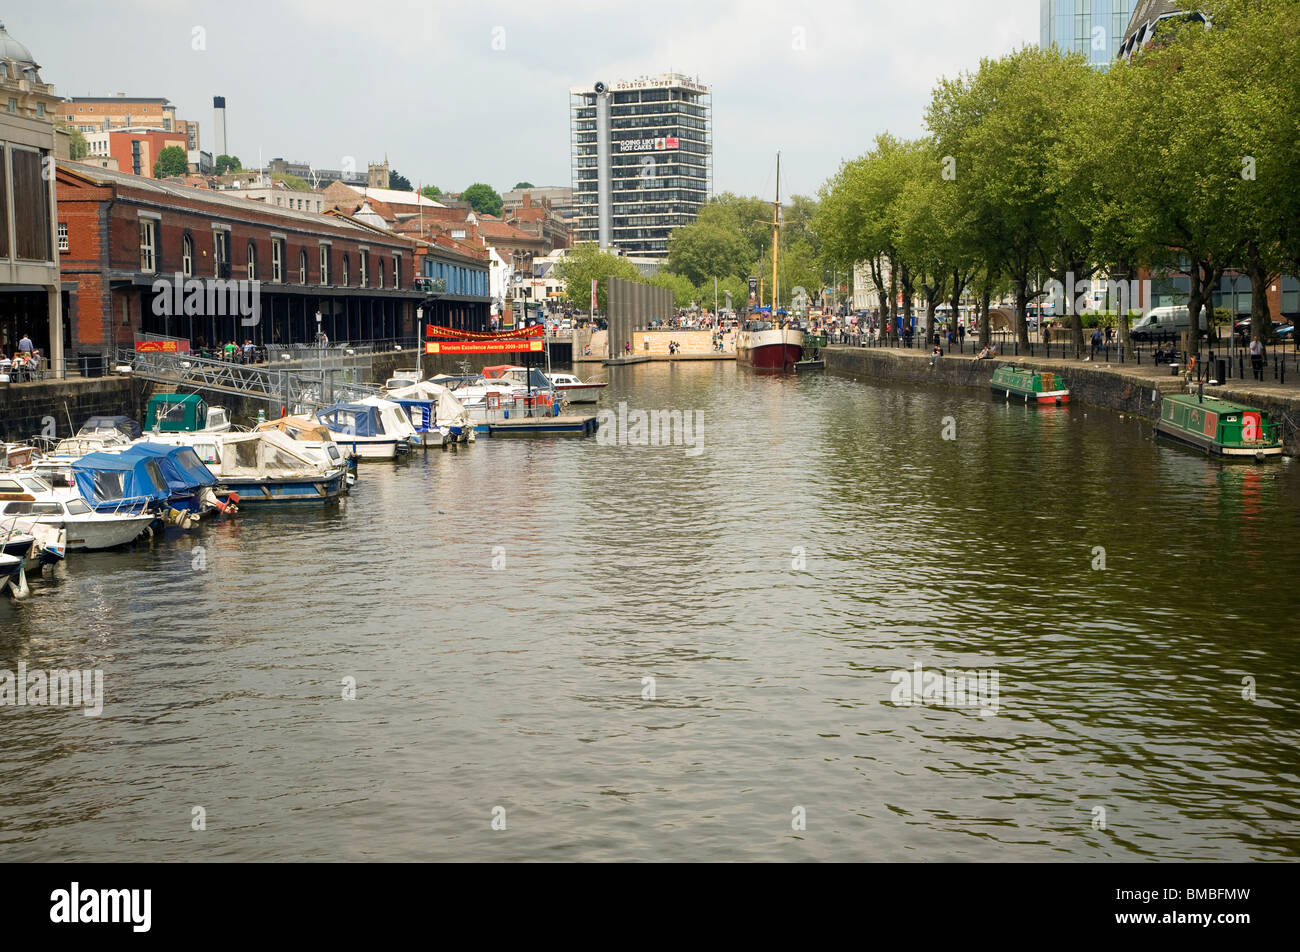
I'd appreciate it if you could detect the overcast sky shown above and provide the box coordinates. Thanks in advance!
[18,1,1037,199]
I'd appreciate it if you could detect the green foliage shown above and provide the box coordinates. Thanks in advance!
[388,169,413,192]
[554,244,644,311]
[57,124,89,160]
[420,185,441,201]
[214,154,242,175]
[513,181,535,190]
[648,271,697,308]
[152,145,189,179]
[272,172,311,192]
[462,183,504,217]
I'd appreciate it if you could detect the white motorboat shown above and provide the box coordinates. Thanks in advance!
[141,429,351,503]
[253,416,358,485]
[0,479,154,550]
[314,401,412,460]
[385,381,476,446]
[544,372,607,403]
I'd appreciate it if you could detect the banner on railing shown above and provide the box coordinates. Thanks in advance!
[425,324,543,341]
[136,340,181,353]
[425,340,544,355]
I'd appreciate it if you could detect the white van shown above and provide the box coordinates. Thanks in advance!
[1129,305,1207,341]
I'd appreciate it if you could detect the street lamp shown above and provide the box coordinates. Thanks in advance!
[416,305,424,379]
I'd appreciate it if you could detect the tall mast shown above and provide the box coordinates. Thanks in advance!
[772,152,780,316]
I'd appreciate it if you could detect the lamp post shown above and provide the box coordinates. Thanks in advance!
[315,309,324,404]
[416,305,424,380]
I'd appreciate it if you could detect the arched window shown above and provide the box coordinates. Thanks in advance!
[246,241,257,281]
[319,245,330,285]
[342,254,349,286]
[377,257,385,289]
[181,233,194,278]
[299,250,308,284]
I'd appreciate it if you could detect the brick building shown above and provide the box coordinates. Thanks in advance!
[87,127,190,179]
[55,162,433,361]
[62,95,200,152]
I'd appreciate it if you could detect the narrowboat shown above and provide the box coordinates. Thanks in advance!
[1155,393,1283,460]
[990,366,1070,405]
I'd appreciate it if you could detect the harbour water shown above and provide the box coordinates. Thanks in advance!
[2,363,1299,861]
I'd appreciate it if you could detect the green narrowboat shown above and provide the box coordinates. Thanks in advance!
[145,393,232,433]
[1155,393,1283,460]
[990,366,1070,404]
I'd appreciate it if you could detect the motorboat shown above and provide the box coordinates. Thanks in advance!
[543,372,606,404]
[314,401,412,460]
[127,443,236,521]
[0,471,154,550]
[385,381,475,447]
[143,393,232,433]
[254,416,358,484]
[428,373,560,426]
[145,429,350,503]
[1,521,66,567]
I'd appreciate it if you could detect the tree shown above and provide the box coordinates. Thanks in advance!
[57,123,88,160]
[152,145,189,179]
[513,181,535,190]
[665,220,753,286]
[420,185,442,201]
[388,169,413,192]
[649,271,698,308]
[272,172,311,192]
[554,244,644,312]
[214,154,242,175]
[462,183,504,217]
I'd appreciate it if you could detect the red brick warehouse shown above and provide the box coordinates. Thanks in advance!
[55,162,492,361]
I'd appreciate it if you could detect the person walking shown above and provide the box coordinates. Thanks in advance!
[1090,326,1103,360]
[1249,336,1264,381]
[18,333,33,356]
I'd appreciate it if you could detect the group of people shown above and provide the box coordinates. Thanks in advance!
[197,339,262,363]
[0,334,42,381]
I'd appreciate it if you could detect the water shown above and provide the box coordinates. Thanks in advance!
[3,363,1299,861]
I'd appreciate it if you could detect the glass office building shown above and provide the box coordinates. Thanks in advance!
[570,74,712,258]
[1040,0,1137,68]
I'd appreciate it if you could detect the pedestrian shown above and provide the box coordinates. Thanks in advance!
[958,324,966,346]
[1249,336,1264,380]
[1090,327,1103,359]
[18,333,32,355]
[930,343,942,368]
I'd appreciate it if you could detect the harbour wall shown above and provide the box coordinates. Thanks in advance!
[823,346,1300,457]
[0,376,140,443]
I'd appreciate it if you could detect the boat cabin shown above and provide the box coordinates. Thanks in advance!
[146,393,210,432]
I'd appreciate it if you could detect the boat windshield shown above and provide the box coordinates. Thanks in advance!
[65,499,91,515]
[20,476,52,493]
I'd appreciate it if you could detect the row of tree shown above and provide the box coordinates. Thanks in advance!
[815,0,1300,352]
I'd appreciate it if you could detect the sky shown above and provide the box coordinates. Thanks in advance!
[15,0,1038,200]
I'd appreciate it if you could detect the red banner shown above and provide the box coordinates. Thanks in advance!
[136,340,180,353]
[426,324,543,340]
[426,340,544,355]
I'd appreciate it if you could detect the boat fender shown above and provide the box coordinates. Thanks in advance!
[11,565,29,599]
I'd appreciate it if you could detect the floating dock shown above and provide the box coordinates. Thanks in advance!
[476,414,600,436]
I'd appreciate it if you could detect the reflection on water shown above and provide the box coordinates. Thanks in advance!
[2,363,1298,860]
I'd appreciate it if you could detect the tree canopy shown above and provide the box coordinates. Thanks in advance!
[214,154,242,175]
[152,145,189,179]
[554,244,644,312]
[388,169,413,192]
[462,183,504,217]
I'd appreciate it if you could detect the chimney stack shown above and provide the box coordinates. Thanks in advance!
[213,96,227,156]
